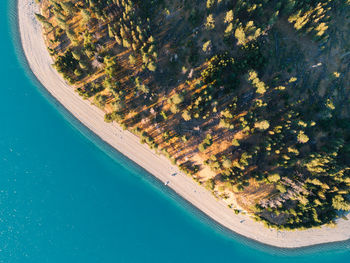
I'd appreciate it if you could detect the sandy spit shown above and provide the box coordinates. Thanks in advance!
[18,0,350,248]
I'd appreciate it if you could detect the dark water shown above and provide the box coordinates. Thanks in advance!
[1,0,349,262]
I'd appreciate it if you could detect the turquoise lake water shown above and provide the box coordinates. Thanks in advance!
[1,0,350,262]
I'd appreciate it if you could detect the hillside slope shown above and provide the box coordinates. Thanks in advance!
[35,0,350,230]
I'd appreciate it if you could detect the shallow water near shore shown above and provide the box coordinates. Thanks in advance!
[1,0,350,262]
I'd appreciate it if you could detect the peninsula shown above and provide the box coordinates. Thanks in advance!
[18,0,350,248]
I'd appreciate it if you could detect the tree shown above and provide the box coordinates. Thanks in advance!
[61,2,76,16]
[66,28,77,45]
[182,110,191,121]
[123,39,131,48]
[79,61,88,70]
[206,0,215,9]
[205,178,215,190]
[222,159,232,169]
[248,70,267,94]
[138,84,150,94]
[81,9,91,24]
[276,184,287,193]
[202,40,212,53]
[72,50,81,60]
[225,23,234,35]
[255,120,270,131]
[224,10,234,23]
[205,14,215,30]
[170,104,179,114]
[198,144,206,152]
[104,56,119,78]
[235,26,246,45]
[297,131,309,144]
[35,13,53,29]
[147,62,157,72]
[94,94,107,108]
[35,13,47,23]
[171,93,184,105]
[235,21,262,46]
[232,139,240,146]
[112,101,125,112]
[129,54,136,65]
[108,24,115,38]
[267,173,280,183]
[55,17,67,30]
[332,195,350,211]
[74,68,83,77]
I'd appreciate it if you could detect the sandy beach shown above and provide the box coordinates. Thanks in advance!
[18,0,350,248]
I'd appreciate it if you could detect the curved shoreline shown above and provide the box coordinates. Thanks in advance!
[17,0,350,248]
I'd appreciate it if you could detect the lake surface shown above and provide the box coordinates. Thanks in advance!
[1,0,349,262]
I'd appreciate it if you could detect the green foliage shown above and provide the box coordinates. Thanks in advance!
[248,70,267,94]
[35,13,53,29]
[222,159,232,169]
[267,173,280,183]
[332,195,350,211]
[61,2,76,16]
[54,49,78,75]
[81,9,91,24]
[232,139,240,147]
[224,10,234,24]
[104,56,119,78]
[198,134,213,152]
[297,131,309,144]
[94,94,107,108]
[202,40,212,53]
[182,110,191,121]
[129,54,136,65]
[235,21,262,46]
[205,178,215,190]
[171,93,184,105]
[276,184,286,193]
[35,13,46,23]
[147,61,157,71]
[254,120,270,131]
[205,14,215,30]
[206,0,216,9]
